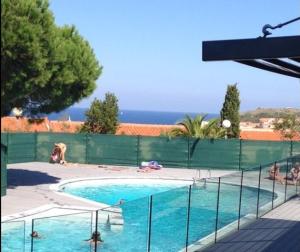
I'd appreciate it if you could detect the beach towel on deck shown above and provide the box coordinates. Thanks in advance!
[140,160,163,170]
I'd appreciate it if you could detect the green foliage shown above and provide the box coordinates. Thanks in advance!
[80,93,119,134]
[240,108,300,123]
[1,0,102,116]
[273,114,300,140]
[220,84,240,138]
[166,115,225,139]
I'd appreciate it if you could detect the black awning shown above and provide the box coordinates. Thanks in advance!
[202,35,300,78]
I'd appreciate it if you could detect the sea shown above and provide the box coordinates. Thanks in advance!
[47,107,219,125]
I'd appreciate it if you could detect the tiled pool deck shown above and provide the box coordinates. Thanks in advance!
[1,162,234,218]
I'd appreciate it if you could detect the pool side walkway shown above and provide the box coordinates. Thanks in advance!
[201,195,300,252]
[1,162,233,218]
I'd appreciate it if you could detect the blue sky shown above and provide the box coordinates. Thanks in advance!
[50,0,300,113]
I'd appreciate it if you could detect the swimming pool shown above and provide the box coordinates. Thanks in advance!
[61,179,273,252]
[62,178,192,205]
[2,179,274,252]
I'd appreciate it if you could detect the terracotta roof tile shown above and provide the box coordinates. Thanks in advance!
[1,117,299,141]
[240,130,300,141]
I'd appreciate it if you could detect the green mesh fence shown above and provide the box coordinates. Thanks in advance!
[190,139,240,169]
[87,134,138,165]
[7,133,36,163]
[292,141,300,156]
[240,140,292,169]
[37,133,86,163]
[139,136,188,168]
[1,133,8,146]
[2,132,299,170]
[1,143,7,196]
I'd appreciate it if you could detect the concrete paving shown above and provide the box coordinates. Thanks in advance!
[1,162,234,218]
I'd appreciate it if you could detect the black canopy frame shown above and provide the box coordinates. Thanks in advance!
[202,35,300,79]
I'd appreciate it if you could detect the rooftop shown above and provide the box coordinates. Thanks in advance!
[2,116,299,141]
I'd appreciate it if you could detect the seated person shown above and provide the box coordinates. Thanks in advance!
[49,143,67,164]
[85,231,103,243]
[290,162,300,185]
[269,164,285,184]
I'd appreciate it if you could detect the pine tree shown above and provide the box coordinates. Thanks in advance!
[220,84,240,138]
[1,0,102,116]
[80,93,119,134]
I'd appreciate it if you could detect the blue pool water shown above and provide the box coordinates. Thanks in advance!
[1,180,274,252]
[63,180,190,205]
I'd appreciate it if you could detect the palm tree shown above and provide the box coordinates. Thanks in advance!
[167,114,225,139]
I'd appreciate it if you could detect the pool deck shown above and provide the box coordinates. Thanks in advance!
[201,195,300,252]
[1,162,234,218]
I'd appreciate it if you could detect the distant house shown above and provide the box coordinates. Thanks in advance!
[259,118,276,129]
[239,121,260,129]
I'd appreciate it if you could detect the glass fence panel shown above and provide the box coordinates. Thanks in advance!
[286,155,300,199]
[32,212,92,252]
[1,221,25,252]
[273,160,288,209]
[258,163,275,217]
[285,159,295,200]
[286,157,299,200]
[95,196,149,252]
[150,186,189,252]
[187,177,219,251]
[240,168,260,227]
[216,172,242,241]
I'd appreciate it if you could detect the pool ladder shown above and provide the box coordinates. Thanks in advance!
[193,169,211,187]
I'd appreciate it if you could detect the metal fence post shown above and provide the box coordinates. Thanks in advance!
[284,159,289,202]
[137,135,140,167]
[271,162,277,209]
[185,185,192,251]
[187,137,191,169]
[214,177,221,243]
[256,165,262,219]
[85,134,89,164]
[147,195,153,252]
[290,141,293,156]
[22,221,25,252]
[239,139,242,170]
[94,210,99,252]
[7,133,10,163]
[31,219,34,252]
[34,131,38,161]
[238,171,244,230]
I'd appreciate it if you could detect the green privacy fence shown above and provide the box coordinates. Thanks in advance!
[36,133,87,163]
[292,141,300,155]
[1,132,299,170]
[87,134,138,165]
[1,143,7,196]
[240,140,292,169]
[189,139,240,169]
[139,136,189,168]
